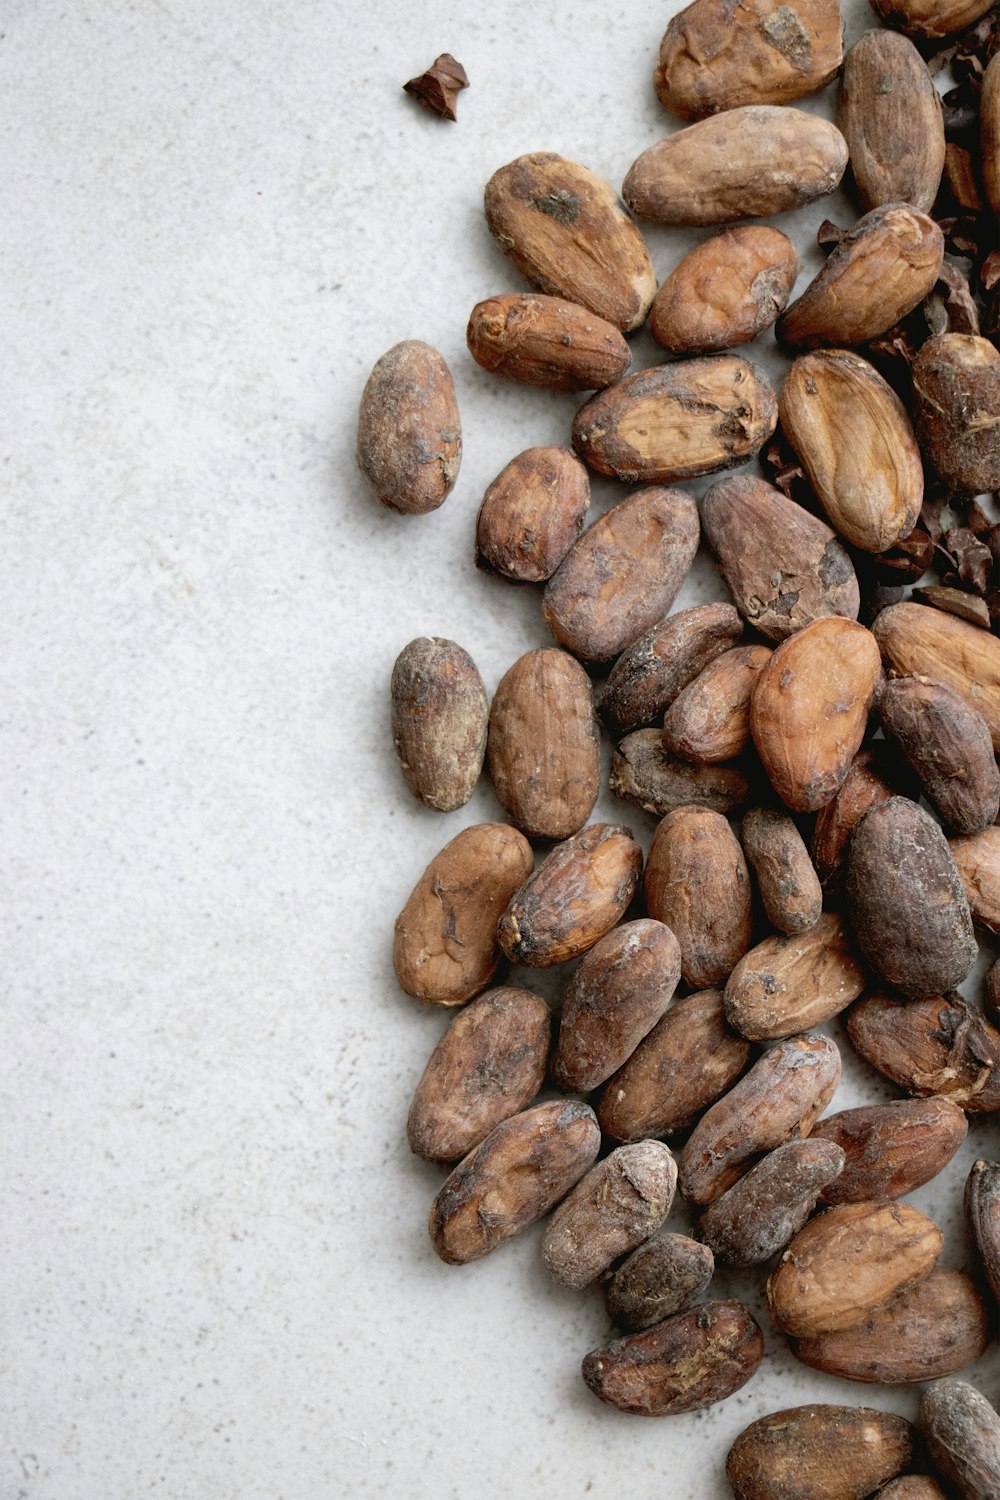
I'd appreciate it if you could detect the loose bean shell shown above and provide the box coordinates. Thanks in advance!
[723,913,865,1041]
[873,601,1000,751]
[605,1232,715,1332]
[601,602,744,736]
[662,645,772,765]
[356,340,461,514]
[393,822,533,1005]
[552,919,681,1093]
[622,108,848,226]
[880,675,1000,835]
[740,806,822,935]
[838,33,945,213]
[727,1404,915,1500]
[679,1033,842,1205]
[542,487,700,663]
[920,1379,1000,1500]
[428,1099,600,1264]
[390,637,488,811]
[406,987,551,1163]
[650,226,798,355]
[572,357,777,485]
[965,1158,1000,1306]
[475,445,591,584]
[541,1140,677,1289]
[487,647,600,840]
[498,822,643,967]
[610,732,752,818]
[779,350,922,553]
[466,293,631,391]
[912,332,1000,496]
[698,1139,846,1268]
[582,1301,764,1416]
[847,991,1000,1112]
[644,807,752,989]
[813,1098,969,1205]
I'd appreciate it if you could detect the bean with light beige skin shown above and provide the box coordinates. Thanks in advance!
[582,1301,763,1417]
[700,475,860,644]
[777,206,943,350]
[741,807,821,935]
[679,1032,841,1206]
[984,50,1000,216]
[486,648,600,841]
[622,107,848,226]
[875,1480,947,1500]
[650,227,798,355]
[541,487,700,664]
[551,920,681,1094]
[780,350,922,553]
[920,1380,1000,1500]
[466,294,630,392]
[952,826,1000,932]
[698,1139,846,1268]
[838,32,945,214]
[880,676,1000,835]
[767,1201,943,1338]
[390,638,488,812]
[475,446,590,583]
[812,745,916,889]
[727,1405,915,1500]
[428,1099,600,1265]
[724,914,864,1042]
[605,1233,715,1332]
[813,1098,968,1206]
[848,798,977,1000]
[541,1141,677,1290]
[610,732,753,819]
[871,0,994,39]
[600,602,744,737]
[498,822,643,968]
[483,153,656,332]
[571,356,777,485]
[793,1270,990,1384]
[644,807,752,989]
[393,822,533,1006]
[662,646,771,766]
[654,0,844,120]
[913,333,1000,496]
[847,992,1000,1112]
[750,617,882,813]
[356,340,461,515]
[873,601,1000,751]
[406,988,551,1164]
[965,1159,1000,1305]
[598,988,754,1144]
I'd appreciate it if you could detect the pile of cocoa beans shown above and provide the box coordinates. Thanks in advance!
[360,1,1000,1493]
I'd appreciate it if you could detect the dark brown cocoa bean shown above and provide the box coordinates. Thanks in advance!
[605,1232,715,1332]
[698,1139,846,1268]
[847,991,1000,1112]
[880,675,1000,835]
[662,646,772,765]
[727,1404,915,1500]
[541,1140,677,1289]
[920,1379,1000,1500]
[600,602,744,736]
[812,1097,969,1205]
[965,1158,1000,1306]
[740,806,822,936]
[610,731,752,819]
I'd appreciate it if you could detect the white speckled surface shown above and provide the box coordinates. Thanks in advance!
[3,2,998,1496]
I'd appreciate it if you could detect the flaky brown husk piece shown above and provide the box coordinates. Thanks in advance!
[847,990,1000,1111]
[727,1404,915,1500]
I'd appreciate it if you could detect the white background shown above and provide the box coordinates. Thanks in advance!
[3,2,998,1497]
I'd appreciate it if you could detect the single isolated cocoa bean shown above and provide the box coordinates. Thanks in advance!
[650,226,798,355]
[541,1140,677,1289]
[605,1232,714,1332]
[727,1404,915,1500]
[466,293,630,391]
[601,602,744,737]
[698,1138,846,1268]
[356,339,461,514]
[390,637,488,811]
[644,806,752,989]
[740,806,822,935]
[610,732,752,818]
[475,445,590,583]
[813,1097,969,1205]
[662,645,772,765]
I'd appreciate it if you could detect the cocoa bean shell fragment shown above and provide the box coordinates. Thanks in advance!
[813,1097,969,1205]
[727,1404,915,1500]
[605,1232,714,1332]
[390,637,488,811]
[698,1139,846,1268]
[541,1140,677,1290]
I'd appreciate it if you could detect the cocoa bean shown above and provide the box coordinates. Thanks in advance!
[541,1140,677,1289]
[698,1139,846,1268]
[812,1097,969,1205]
[390,637,488,811]
[644,806,752,989]
[605,1232,714,1332]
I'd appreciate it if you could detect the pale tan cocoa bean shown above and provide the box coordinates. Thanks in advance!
[848,991,1000,1112]
[598,988,754,1143]
[965,1158,1000,1306]
[605,1232,714,1332]
[428,1099,600,1264]
[601,602,744,736]
[951,826,1000,932]
[650,226,798,354]
[498,822,643,967]
[727,1405,915,1500]
[679,1032,841,1205]
[393,823,533,1006]
[740,806,822,935]
[779,350,922,553]
[541,1140,677,1289]
[813,1097,968,1205]
[881,675,1000,835]
[610,732,753,818]
[749,617,881,812]
[406,987,551,1163]
[662,646,772,765]
[913,333,1000,496]
[542,487,700,663]
[767,1201,943,1337]
[622,108,848,225]
[390,637,488,811]
[920,1379,1000,1500]
[483,153,656,332]
[654,0,844,119]
[475,445,590,583]
[698,1139,846,1268]
[486,647,600,840]
[466,293,630,391]
[572,356,777,484]
[644,806,752,989]
[356,339,461,514]
[700,474,860,643]
[552,919,681,1093]
[582,1301,763,1416]
[838,32,945,213]
[723,913,865,1041]
[873,601,1000,751]
[875,1480,947,1500]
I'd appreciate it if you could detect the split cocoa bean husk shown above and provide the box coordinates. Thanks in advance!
[726,1404,915,1500]
[601,602,744,737]
[356,339,461,514]
[740,806,822,936]
[964,1157,1000,1305]
[662,645,772,765]
[605,1232,715,1332]
[644,806,752,989]
[847,990,1000,1111]
[466,293,630,391]
[912,332,1000,495]
[698,1138,846,1268]
[879,674,1000,834]
[920,1379,1000,1500]
[838,32,945,213]
[873,601,1000,750]
[650,226,798,355]
[475,445,590,583]
[598,987,754,1144]
[390,637,488,812]
[812,1097,969,1205]
[541,1140,677,1289]
[723,913,865,1041]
